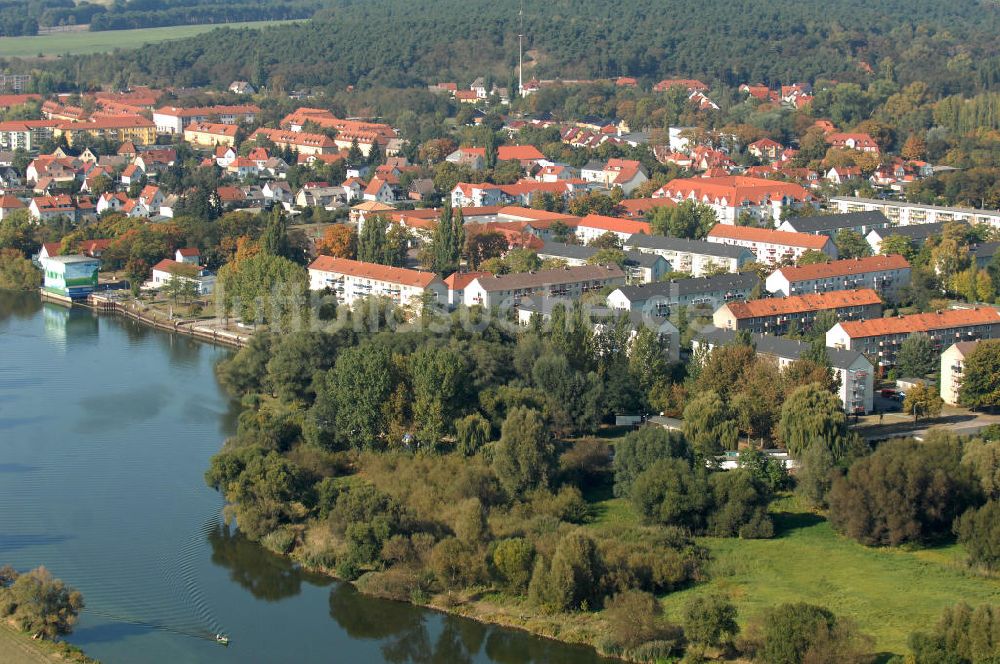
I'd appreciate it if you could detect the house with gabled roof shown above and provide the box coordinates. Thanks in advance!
[308,256,445,309]
[575,214,652,245]
[827,307,1000,367]
[653,175,815,224]
[707,224,836,265]
[766,254,911,298]
[463,264,626,309]
[713,288,883,335]
[0,194,25,220]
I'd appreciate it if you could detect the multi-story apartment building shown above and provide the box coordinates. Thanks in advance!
[54,116,157,146]
[535,241,670,284]
[826,307,1000,367]
[713,288,882,335]
[249,128,339,156]
[777,210,890,238]
[463,265,626,309]
[940,341,980,406]
[830,196,1000,230]
[694,326,875,413]
[183,122,239,148]
[606,272,760,316]
[0,74,32,92]
[0,119,59,152]
[765,254,911,299]
[574,213,651,245]
[153,105,260,134]
[308,256,446,309]
[707,224,837,265]
[623,234,755,277]
[652,176,816,224]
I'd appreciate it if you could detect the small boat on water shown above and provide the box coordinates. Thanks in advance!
[216,633,230,646]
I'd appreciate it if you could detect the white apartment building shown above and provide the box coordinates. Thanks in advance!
[152,105,260,134]
[623,234,755,277]
[940,341,979,406]
[308,256,445,309]
[765,254,911,298]
[707,225,837,266]
[463,265,626,309]
[826,307,1000,367]
[830,196,1000,230]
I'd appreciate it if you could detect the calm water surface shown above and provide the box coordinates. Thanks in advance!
[0,291,613,663]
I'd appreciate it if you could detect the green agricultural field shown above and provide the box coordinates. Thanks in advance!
[589,493,1000,655]
[0,20,304,57]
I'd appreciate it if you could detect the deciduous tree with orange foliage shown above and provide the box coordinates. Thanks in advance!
[317,224,357,259]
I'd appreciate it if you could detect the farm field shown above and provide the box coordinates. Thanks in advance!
[0,20,303,57]
[588,492,1000,655]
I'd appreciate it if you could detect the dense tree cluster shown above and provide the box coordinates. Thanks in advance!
[0,565,84,640]
[20,0,1000,98]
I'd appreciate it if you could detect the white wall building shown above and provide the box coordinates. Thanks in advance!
[308,256,445,309]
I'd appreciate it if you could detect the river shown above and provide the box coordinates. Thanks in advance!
[0,291,614,664]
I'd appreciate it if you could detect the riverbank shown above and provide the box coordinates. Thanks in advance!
[0,622,98,664]
[39,290,251,349]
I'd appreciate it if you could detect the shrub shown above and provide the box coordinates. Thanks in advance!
[603,590,667,650]
[630,458,712,530]
[261,527,296,554]
[756,603,871,664]
[955,501,1000,570]
[529,531,605,612]
[683,594,739,648]
[708,470,774,539]
[829,436,981,546]
[613,427,692,497]
[909,603,1000,663]
[491,537,535,592]
[528,485,589,523]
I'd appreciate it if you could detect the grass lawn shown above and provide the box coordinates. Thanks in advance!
[0,20,303,57]
[0,622,94,663]
[588,493,1000,656]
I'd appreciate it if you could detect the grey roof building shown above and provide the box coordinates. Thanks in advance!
[693,325,875,413]
[866,221,969,252]
[778,210,890,237]
[537,241,670,283]
[606,272,760,315]
[624,234,755,277]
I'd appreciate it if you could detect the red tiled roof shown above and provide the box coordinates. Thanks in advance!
[578,213,651,235]
[724,289,882,319]
[497,145,545,161]
[0,195,25,209]
[0,94,40,108]
[185,121,239,137]
[59,115,155,130]
[775,255,910,281]
[80,239,112,252]
[251,128,337,149]
[152,258,200,276]
[836,308,1000,338]
[443,270,492,290]
[177,247,200,257]
[308,256,438,288]
[618,198,676,218]
[708,224,831,250]
[155,104,259,118]
[656,176,813,207]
